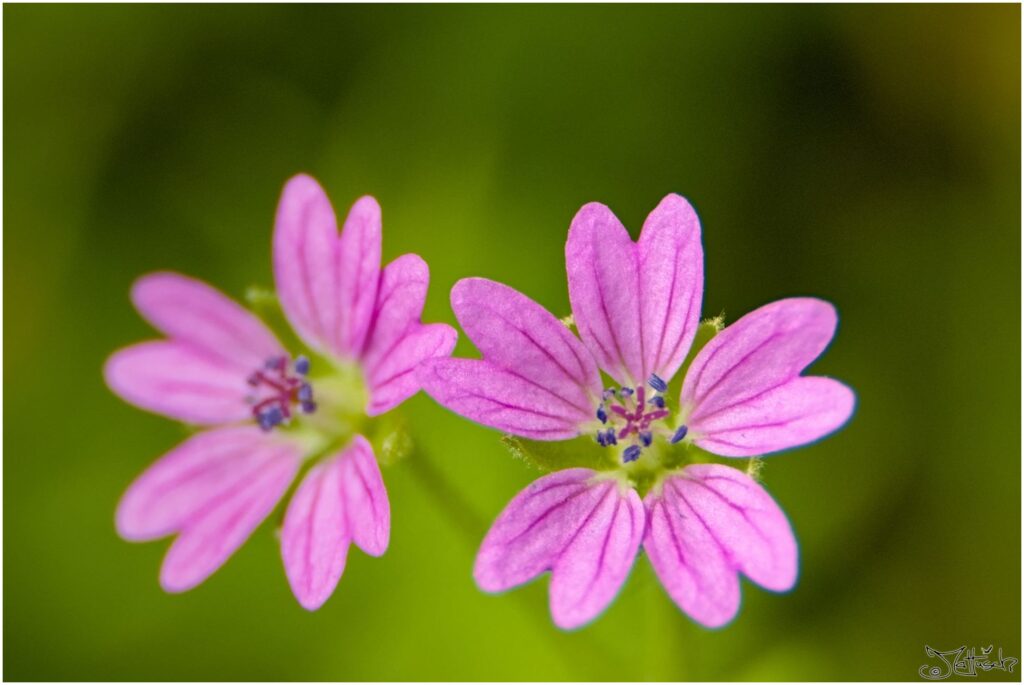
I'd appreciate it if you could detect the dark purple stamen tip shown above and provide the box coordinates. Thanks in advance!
[623,445,642,463]
[604,428,618,446]
[648,374,668,393]
[603,388,616,401]
[640,431,653,447]
[650,395,666,408]
[670,425,689,444]
[294,355,311,375]
[301,400,317,414]
[596,406,608,424]
[619,387,634,398]
[297,383,313,403]
[596,431,607,446]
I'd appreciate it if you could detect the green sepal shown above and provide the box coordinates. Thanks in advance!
[501,434,619,474]
[367,413,414,467]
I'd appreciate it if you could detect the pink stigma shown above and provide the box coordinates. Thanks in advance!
[246,355,315,431]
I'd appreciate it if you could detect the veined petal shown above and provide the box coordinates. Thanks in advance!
[116,427,298,541]
[474,469,644,630]
[273,175,381,360]
[638,194,704,383]
[281,436,388,610]
[153,432,301,593]
[644,465,797,628]
[450,277,602,411]
[337,195,383,356]
[361,254,430,371]
[104,341,250,424]
[681,298,852,455]
[693,377,855,457]
[566,202,643,386]
[131,272,284,369]
[365,323,457,417]
[418,358,593,440]
[338,436,390,556]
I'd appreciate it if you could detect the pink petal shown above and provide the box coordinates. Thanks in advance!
[418,358,592,440]
[365,323,457,417]
[681,298,853,455]
[337,195,384,356]
[448,278,602,416]
[131,272,284,369]
[281,436,388,610]
[637,194,704,383]
[273,175,381,359]
[104,341,251,424]
[338,436,390,556]
[281,457,348,610]
[565,203,643,386]
[146,430,301,593]
[116,427,294,541]
[693,377,856,457]
[644,465,797,628]
[474,469,644,630]
[361,254,431,372]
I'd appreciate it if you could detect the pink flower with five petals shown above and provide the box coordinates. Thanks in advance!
[105,174,456,610]
[418,195,854,629]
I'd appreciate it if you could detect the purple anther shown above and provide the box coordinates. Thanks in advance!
[648,374,668,393]
[622,445,642,463]
[639,431,653,447]
[596,406,608,424]
[670,425,689,444]
[294,355,311,375]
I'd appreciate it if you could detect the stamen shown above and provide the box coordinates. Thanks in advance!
[622,445,641,463]
[248,355,316,430]
[619,387,634,398]
[670,425,689,444]
[604,428,617,446]
[639,431,653,447]
[648,374,667,393]
[649,395,666,408]
[596,406,608,424]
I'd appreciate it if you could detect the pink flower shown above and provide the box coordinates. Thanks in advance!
[105,174,456,610]
[418,195,854,629]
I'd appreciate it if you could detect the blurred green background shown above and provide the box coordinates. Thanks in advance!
[4,4,1020,681]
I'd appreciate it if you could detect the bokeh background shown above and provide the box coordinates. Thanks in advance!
[4,4,1020,681]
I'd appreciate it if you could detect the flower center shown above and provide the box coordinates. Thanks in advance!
[594,374,688,463]
[246,355,316,431]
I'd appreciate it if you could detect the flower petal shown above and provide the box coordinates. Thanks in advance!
[281,436,388,610]
[565,202,643,386]
[365,323,457,417]
[338,436,390,556]
[418,358,593,440]
[449,278,602,416]
[153,432,301,593]
[693,377,856,457]
[680,298,852,455]
[280,457,349,611]
[474,469,644,630]
[644,465,797,628]
[130,272,284,369]
[637,194,704,382]
[116,427,296,541]
[104,341,250,424]
[362,254,430,370]
[273,175,381,359]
